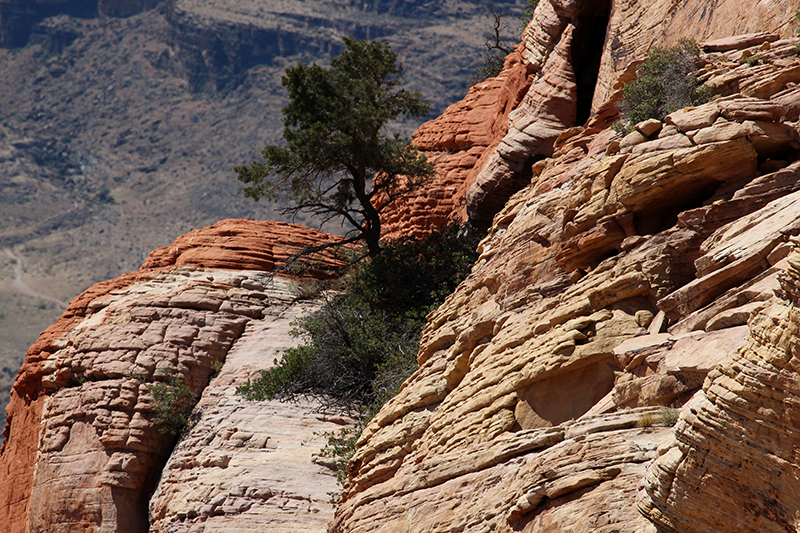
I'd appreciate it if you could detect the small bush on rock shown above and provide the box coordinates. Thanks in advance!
[616,39,711,132]
[237,225,481,488]
[148,371,195,435]
[238,224,480,414]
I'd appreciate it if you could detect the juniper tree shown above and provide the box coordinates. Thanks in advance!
[236,37,433,257]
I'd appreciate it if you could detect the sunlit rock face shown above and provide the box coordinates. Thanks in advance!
[149,302,353,533]
[332,8,800,530]
[0,219,343,533]
[382,0,800,237]
[639,241,800,532]
[6,0,800,531]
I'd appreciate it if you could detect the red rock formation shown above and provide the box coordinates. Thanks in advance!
[142,218,344,275]
[380,52,534,239]
[0,219,342,533]
[467,21,578,223]
[332,30,800,533]
[382,0,800,237]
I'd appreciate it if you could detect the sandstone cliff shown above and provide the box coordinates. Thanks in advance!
[333,0,800,531]
[383,0,800,237]
[0,220,345,532]
[7,0,800,531]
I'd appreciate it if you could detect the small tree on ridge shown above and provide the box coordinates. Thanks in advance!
[235,37,434,257]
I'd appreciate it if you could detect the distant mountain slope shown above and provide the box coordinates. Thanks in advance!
[0,0,526,428]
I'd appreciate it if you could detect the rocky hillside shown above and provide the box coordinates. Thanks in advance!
[332,1,800,531]
[0,0,525,429]
[6,0,800,531]
[0,219,348,532]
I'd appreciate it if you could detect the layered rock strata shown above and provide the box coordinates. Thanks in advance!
[383,0,800,237]
[0,219,342,533]
[638,241,800,531]
[149,303,351,533]
[333,33,800,533]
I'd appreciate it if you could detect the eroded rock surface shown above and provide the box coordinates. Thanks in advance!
[149,304,349,533]
[382,0,800,236]
[333,28,800,533]
[0,219,342,533]
[638,242,800,532]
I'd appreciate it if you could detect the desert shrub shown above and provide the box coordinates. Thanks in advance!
[348,224,481,323]
[746,54,763,67]
[148,371,195,435]
[239,299,420,413]
[237,224,481,487]
[659,406,680,426]
[637,407,680,428]
[238,224,480,413]
[616,39,711,132]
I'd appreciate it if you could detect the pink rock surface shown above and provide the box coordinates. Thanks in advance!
[0,220,343,533]
[150,303,350,533]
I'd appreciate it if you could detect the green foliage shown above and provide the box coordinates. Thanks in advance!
[235,37,434,256]
[521,0,540,27]
[238,224,480,410]
[148,371,195,435]
[617,39,711,131]
[741,53,764,67]
[659,406,680,426]
[237,282,422,413]
[348,224,481,323]
[238,225,479,479]
[238,225,480,488]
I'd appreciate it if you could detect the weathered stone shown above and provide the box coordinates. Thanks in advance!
[381,51,535,239]
[701,32,780,52]
[628,133,693,155]
[639,244,800,532]
[149,305,349,533]
[635,119,663,138]
[619,129,648,150]
[466,22,578,224]
[334,23,800,533]
[0,220,344,533]
[692,119,748,144]
[665,104,720,132]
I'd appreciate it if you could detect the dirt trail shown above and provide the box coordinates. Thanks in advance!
[3,249,69,309]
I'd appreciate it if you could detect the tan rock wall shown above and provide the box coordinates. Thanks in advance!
[0,219,342,533]
[334,36,800,533]
[639,245,800,531]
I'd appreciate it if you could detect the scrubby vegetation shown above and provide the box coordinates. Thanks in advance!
[237,224,481,486]
[614,39,711,133]
[470,0,540,84]
[128,369,197,436]
[149,373,195,435]
[637,406,680,428]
